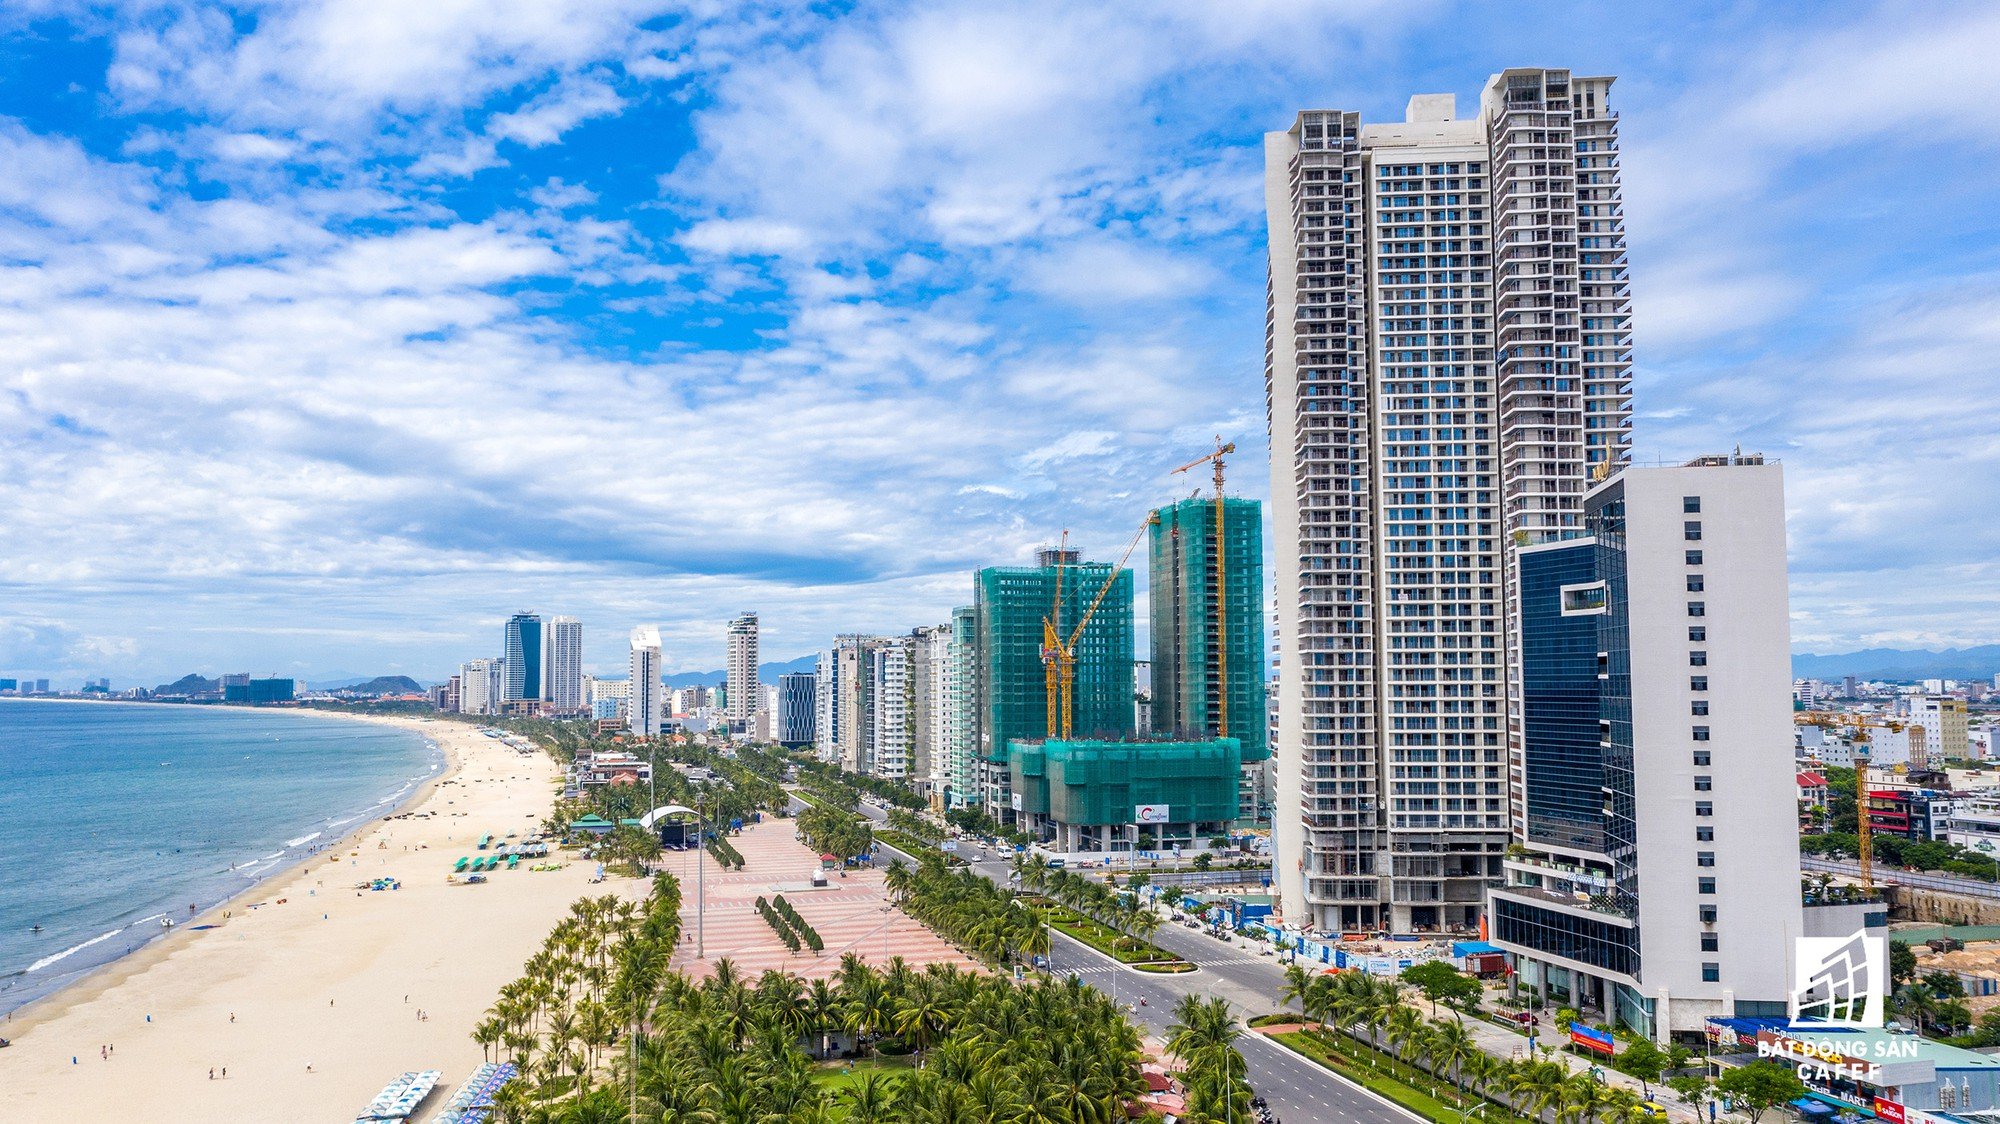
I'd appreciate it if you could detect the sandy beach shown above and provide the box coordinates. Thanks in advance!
[0,713,638,1122]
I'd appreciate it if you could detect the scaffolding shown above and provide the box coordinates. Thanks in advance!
[975,556,1134,764]
[1148,496,1268,759]
[1007,737,1248,826]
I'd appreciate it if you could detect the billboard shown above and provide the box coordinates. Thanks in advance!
[1135,804,1170,824]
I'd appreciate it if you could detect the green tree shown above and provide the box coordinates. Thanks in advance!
[1891,941,1918,987]
[1400,960,1482,1019]
[1615,1036,1667,1099]
[1716,1060,1807,1124]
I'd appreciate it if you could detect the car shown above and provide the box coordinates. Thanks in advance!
[1639,1103,1668,1120]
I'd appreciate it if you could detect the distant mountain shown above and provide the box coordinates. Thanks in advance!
[330,675,426,697]
[1793,646,2000,683]
[153,673,219,696]
[662,655,817,689]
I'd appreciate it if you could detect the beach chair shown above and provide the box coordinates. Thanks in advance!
[507,855,519,870]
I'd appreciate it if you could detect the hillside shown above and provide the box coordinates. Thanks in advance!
[1793,646,2000,683]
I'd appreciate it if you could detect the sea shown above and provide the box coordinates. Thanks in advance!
[0,698,442,1016]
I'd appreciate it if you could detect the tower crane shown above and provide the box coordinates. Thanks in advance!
[1795,710,1911,892]
[1040,517,1156,741]
[1170,437,1236,740]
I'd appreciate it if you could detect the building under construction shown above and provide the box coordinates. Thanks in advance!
[974,546,1135,823]
[1005,736,1262,854]
[1149,495,1268,819]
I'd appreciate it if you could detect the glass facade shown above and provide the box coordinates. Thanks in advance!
[1519,541,1606,852]
[504,612,543,702]
[1589,488,1638,897]
[1492,897,1636,977]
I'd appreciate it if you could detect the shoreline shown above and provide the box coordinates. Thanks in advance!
[0,712,625,1122]
[0,708,453,1027]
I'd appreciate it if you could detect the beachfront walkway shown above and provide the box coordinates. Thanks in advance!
[659,817,981,981]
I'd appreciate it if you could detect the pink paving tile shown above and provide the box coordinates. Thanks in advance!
[657,816,982,982]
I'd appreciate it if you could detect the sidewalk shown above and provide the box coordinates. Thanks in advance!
[1453,1003,1701,1124]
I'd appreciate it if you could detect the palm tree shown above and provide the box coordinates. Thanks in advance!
[1385,1004,1424,1061]
[1280,962,1316,1017]
[843,1070,897,1124]
[1425,1018,1479,1106]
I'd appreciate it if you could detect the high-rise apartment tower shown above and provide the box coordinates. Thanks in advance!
[628,627,663,737]
[726,612,759,726]
[1264,69,1634,933]
[542,616,584,711]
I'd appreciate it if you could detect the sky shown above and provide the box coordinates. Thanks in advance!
[4,1,1999,686]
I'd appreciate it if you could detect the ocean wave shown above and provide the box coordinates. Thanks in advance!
[27,915,165,974]
[284,832,321,848]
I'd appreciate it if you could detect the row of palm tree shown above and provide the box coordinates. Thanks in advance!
[1011,858,1165,956]
[473,873,684,1122]
[473,854,1158,1124]
[1279,965,1659,1124]
[887,855,1050,967]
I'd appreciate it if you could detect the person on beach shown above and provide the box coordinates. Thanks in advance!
[208,1068,213,1080]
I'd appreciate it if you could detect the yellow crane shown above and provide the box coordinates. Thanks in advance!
[1170,437,1236,741]
[1795,710,1911,892]
[1040,518,1156,741]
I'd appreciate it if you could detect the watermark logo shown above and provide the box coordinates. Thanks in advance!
[1791,931,1885,1028]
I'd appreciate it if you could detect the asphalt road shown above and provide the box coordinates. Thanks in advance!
[828,795,1420,1124]
[1802,854,2000,899]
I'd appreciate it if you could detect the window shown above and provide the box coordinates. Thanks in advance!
[1702,962,1720,982]
[1686,550,1704,566]
[1698,851,1716,867]
[1688,601,1706,617]
[1696,801,1713,816]
[1684,521,1703,541]
[1689,627,1707,642]
[1692,701,1710,716]
[1684,496,1702,513]
[1693,751,1711,766]
[1687,575,1706,592]
[1701,933,1719,952]
[1691,676,1709,691]
[1693,727,1711,742]
[1696,826,1714,842]
[1690,651,1708,667]
[1562,582,1608,615]
[1698,877,1717,894]
[1694,775,1712,791]
[1699,904,1717,923]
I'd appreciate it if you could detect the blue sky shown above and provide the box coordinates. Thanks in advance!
[3,1,1998,685]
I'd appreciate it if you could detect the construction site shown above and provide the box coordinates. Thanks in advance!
[967,440,1272,861]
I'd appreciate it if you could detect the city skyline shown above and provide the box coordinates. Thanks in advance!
[7,4,2000,685]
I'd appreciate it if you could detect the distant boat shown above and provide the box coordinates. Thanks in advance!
[27,925,40,933]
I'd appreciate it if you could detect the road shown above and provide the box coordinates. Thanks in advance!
[1803,854,2000,899]
[823,794,1421,1124]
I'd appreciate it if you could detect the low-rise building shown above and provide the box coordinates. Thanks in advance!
[1001,736,1268,858]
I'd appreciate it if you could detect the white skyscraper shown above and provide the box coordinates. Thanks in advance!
[1489,454,1799,1037]
[628,627,663,737]
[726,612,758,726]
[1264,68,1633,934]
[869,638,911,781]
[460,657,500,716]
[542,616,584,712]
[814,648,840,763]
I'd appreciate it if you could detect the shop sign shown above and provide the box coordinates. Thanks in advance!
[1873,1098,1905,1124]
